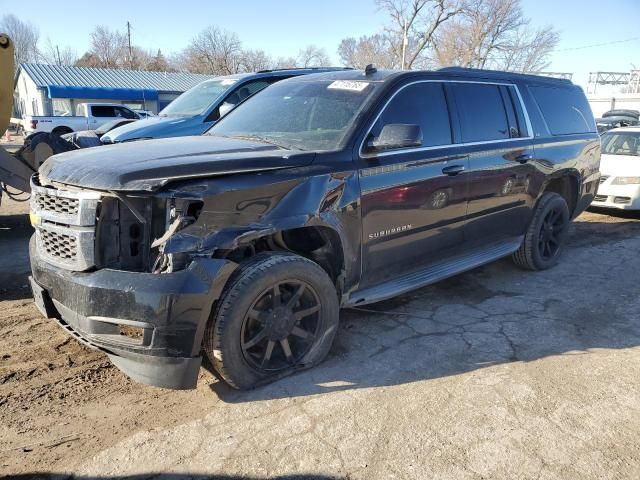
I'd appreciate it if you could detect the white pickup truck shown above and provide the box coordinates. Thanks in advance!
[23,103,141,136]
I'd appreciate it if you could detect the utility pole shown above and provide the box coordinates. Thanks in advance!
[126,21,133,69]
[400,20,408,70]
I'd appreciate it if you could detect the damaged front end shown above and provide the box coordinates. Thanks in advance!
[28,175,236,389]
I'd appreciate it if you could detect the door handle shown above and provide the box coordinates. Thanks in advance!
[515,154,533,163]
[442,164,465,176]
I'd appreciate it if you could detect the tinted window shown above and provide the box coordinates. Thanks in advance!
[371,82,452,147]
[454,83,510,142]
[91,105,117,118]
[530,85,596,135]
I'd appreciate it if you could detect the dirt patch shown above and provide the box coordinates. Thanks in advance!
[0,198,638,474]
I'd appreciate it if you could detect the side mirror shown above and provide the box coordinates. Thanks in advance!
[368,124,422,152]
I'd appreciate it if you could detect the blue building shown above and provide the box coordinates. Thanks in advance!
[14,63,213,118]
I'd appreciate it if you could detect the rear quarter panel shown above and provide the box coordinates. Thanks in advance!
[518,82,601,217]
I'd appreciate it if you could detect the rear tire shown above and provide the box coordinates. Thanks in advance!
[204,252,339,390]
[512,192,570,271]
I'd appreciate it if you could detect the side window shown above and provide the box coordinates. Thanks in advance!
[370,82,452,148]
[91,105,117,118]
[529,85,596,135]
[453,83,510,142]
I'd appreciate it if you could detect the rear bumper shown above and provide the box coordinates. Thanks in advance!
[29,236,236,389]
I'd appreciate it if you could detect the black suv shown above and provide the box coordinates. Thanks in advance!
[29,67,601,390]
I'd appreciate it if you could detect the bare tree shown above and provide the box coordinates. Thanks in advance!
[79,25,128,68]
[0,14,40,66]
[41,38,78,66]
[434,0,559,72]
[273,56,298,69]
[338,34,398,69]
[146,49,171,72]
[180,26,243,75]
[498,25,559,73]
[296,45,330,68]
[376,0,464,69]
[239,49,273,72]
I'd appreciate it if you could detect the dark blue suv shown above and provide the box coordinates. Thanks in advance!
[100,68,350,144]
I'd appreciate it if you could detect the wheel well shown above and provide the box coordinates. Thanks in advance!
[544,175,578,215]
[219,226,346,290]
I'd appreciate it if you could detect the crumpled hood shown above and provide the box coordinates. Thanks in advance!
[39,135,315,191]
[100,115,206,143]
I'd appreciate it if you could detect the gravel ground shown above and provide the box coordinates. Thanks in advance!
[1,197,639,479]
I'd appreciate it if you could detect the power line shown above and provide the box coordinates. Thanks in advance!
[557,37,640,52]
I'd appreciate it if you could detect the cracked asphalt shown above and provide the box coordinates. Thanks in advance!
[75,211,640,480]
[2,199,640,479]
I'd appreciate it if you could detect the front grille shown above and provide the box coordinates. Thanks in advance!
[31,178,101,271]
[599,176,609,184]
[40,229,78,263]
[34,193,79,215]
[614,196,632,204]
[594,194,608,202]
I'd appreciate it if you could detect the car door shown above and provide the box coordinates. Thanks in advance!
[358,81,470,288]
[449,82,536,245]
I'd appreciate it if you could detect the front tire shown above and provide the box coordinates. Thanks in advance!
[204,252,339,390]
[512,192,570,270]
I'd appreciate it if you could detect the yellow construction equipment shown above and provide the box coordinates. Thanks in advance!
[1,33,36,201]
[0,33,14,137]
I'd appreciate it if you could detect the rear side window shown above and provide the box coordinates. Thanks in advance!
[91,105,117,118]
[453,83,510,142]
[530,85,595,135]
[371,82,452,147]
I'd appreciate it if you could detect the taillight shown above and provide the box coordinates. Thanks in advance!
[30,119,38,130]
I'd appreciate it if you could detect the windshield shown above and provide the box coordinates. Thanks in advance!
[160,79,237,117]
[208,79,377,151]
[601,131,640,156]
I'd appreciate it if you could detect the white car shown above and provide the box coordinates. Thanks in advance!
[23,103,140,137]
[592,127,640,210]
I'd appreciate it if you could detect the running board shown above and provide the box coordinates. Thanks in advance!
[346,236,523,306]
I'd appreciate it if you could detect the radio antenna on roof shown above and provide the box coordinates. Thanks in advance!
[365,64,377,75]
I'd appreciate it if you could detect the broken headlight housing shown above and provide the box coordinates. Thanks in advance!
[151,198,204,274]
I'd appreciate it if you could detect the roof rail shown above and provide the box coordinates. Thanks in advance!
[256,67,353,74]
[437,66,573,84]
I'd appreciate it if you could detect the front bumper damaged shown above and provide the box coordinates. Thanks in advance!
[29,237,236,389]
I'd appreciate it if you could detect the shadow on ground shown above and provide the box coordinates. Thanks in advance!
[207,213,640,402]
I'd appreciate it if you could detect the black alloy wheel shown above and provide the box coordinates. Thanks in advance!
[241,281,321,372]
[205,252,339,390]
[512,192,570,271]
[537,207,565,260]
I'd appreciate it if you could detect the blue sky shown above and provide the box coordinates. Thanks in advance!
[1,0,638,88]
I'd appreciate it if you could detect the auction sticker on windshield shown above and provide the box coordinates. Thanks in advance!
[328,80,370,92]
